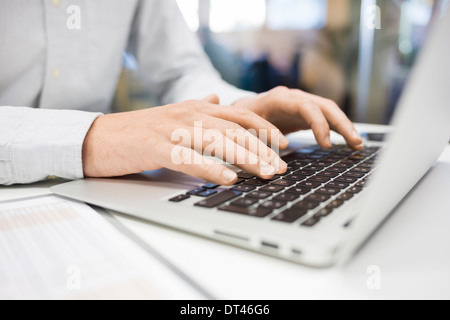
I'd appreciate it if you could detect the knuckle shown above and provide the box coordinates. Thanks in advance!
[325,98,340,109]
[272,85,289,94]
[231,104,251,117]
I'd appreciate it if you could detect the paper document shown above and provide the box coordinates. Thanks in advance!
[0,195,205,299]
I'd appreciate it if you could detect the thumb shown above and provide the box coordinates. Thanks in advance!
[202,94,220,105]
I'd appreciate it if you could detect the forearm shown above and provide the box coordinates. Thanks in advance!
[0,107,101,185]
[130,0,256,106]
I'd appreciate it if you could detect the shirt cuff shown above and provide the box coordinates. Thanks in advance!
[8,108,102,184]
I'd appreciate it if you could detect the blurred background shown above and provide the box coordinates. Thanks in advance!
[113,0,448,124]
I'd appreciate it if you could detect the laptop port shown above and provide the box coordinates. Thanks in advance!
[261,241,279,250]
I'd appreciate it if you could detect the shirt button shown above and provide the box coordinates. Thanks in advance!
[52,68,61,79]
[51,0,60,8]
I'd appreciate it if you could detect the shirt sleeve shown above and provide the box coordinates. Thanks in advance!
[128,0,256,106]
[0,107,102,186]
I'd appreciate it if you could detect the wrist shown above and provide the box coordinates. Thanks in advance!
[82,115,103,177]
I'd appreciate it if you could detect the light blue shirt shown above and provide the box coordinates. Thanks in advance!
[0,0,254,185]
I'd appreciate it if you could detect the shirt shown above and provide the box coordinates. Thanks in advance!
[0,0,254,185]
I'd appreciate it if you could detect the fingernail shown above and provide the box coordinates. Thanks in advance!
[281,135,289,145]
[326,135,332,147]
[260,162,277,176]
[353,129,362,140]
[277,160,287,174]
[222,170,237,184]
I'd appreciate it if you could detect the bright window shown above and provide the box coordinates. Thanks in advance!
[209,0,266,33]
[176,0,200,32]
[266,0,328,30]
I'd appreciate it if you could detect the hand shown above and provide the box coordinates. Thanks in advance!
[82,95,288,185]
[234,86,364,150]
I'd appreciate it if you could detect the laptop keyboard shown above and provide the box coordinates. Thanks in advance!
[169,145,381,228]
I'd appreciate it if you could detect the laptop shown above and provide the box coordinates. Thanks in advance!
[52,6,450,267]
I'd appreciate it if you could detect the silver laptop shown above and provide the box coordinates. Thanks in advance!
[52,7,450,267]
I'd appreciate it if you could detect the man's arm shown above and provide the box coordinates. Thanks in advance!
[0,107,101,185]
[128,0,255,106]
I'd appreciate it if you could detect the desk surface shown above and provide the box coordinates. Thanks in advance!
[2,124,450,299]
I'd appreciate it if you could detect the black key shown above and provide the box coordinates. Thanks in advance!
[308,166,326,172]
[230,198,259,207]
[304,193,330,203]
[231,184,256,193]
[195,190,243,208]
[314,208,333,218]
[260,185,284,193]
[316,171,339,178]
[335,176,358,183]
[273,193,298,202]
[359,163,374,169]
[285,186,311,195]
[297,180,322,189]
[246,191,272,199]
[219,205,272,218]
[271,179,296,187]
[316,187,340,196]
[326,199,344,209]
[244,178,270,186]
[260,200,287,210]
[308,176,331,183]
[293,200,319,210]
[237,171,255,179]
[352,167,371,174]
[282,153,297,163]
[326,181,349,189]
[283,174,308,181]
[272,208,308,223]
[340,160,356,166]
[334,162,354,169]
[327,167,347,173]
[293,169,316,177]
[187,187,206,196]
[314,161,332,167]
[292,160,311,167]
[328,155,347,160]
[297,158,317,163]
[203,183,219,189]
[287,164,302,171]
[347,186,363,194]
[343,171,365,179]
[234,178,244,185]
[198,189,218,197]
[356,180,368,188]
[169,194,190,202]
[301,217,320,227]
[337,192,354,201]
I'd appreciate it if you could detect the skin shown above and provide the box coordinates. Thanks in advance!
[82,86,363,185]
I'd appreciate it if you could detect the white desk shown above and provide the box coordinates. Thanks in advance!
[2,124,450,299]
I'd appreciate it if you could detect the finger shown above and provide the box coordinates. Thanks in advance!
[202,94,220,105]
[296,102,332,149]
[203,130,279,179]
[168,104,286,174]
[203,104,290,150]
[317,98,363,150]
[173,125,281,178]
[201,114,287,174]
[164,144,238,185]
